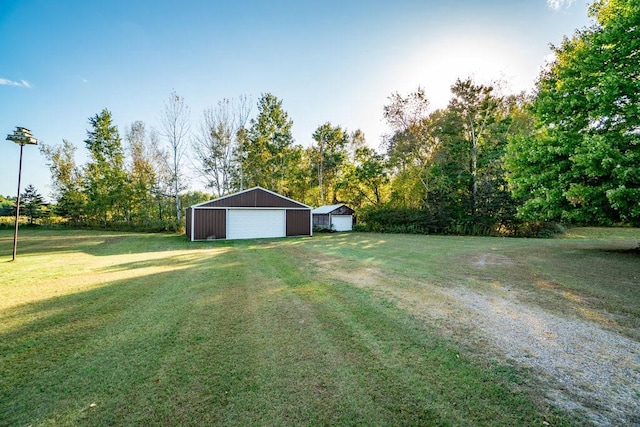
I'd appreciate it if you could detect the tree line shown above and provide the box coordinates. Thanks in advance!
[28,0,639,233]
[0,186,49,227]
[34,91,392,231]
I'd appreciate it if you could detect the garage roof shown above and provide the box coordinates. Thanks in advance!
[190,186,312,209]
[312,204,349,214]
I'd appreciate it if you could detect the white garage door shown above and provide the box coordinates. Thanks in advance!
[227,209,286,240]
[331,215,353,232]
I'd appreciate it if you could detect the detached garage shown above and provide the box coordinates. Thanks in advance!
[312,204,356,232]
[186,187,312,241]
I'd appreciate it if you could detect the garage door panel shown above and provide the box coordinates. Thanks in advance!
[331,215,353,232]
[227,209,285,240]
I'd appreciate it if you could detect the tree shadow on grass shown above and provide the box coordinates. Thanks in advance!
[9,231,621,425]
[0,239,583,426]
[0,251,243,426]
[0,229,246,259]
[603,245,640,256]
[1,230,385,264]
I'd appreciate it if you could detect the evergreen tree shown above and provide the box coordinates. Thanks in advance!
[243,93,296,194]
[84,109,128,225]
[20,184,46,225]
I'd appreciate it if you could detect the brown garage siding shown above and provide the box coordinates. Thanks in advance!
[286,210,311,236]
[193,209,226,240]
[330,205,355,215]
[200,188,305,209]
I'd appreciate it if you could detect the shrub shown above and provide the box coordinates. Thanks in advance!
[357,207,451,235]
[355,206,565,238]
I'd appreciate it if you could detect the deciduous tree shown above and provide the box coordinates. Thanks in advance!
[158,91,190,222]
[192,96,251,197]
[311,122,349,205]
[340,145,389,208]
[126,121,158,223]
[506,0,640,225]
[40,140,86,224]
[448,78,500,219]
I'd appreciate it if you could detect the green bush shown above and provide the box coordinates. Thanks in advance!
[355,206,564,238]
[313,225,336,233]
[357,207,451,235]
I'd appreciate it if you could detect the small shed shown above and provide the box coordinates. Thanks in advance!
[312,204,355,231]
[186,187,312,241]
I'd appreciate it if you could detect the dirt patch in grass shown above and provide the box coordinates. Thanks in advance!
[471,253,518,267]
[315,258,640,426]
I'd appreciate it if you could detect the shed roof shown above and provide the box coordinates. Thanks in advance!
[190,186,312,209]
[312,204,349,214]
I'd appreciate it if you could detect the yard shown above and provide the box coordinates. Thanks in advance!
[1,229,638,425]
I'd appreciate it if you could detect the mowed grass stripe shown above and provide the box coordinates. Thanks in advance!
[299,231,640,340]
[1,236,237,425]
[1,230,575,425]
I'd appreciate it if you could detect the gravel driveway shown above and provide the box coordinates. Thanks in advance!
[323,259,640,426]
[445,285,640,426]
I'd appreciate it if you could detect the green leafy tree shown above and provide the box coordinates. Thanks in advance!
[281,144,311,204]
[383,87,438,208]
[448,78,501,221]
[311,122,349,205]
[383,87,432,174]
[427,80,522,232]
[180,191,212,213]
[84,109,128,225]
[126,121,158,224]
[243,93,296,194]
[0,196,14,216]
[382,81,523,234]
[40,140,87,225]
[339,145,389,208]
[506,0,640,225]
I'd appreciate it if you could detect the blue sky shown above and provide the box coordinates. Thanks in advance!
[1,0,591,200]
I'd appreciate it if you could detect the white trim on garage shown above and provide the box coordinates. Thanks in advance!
[191,208,195,241]
[331,215,353,232]
[227,209,286,240]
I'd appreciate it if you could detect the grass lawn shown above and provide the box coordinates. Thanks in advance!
[1,228,638,425]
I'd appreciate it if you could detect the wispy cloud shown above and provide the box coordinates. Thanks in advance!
[0,77,32,88]
[547,0,576,11]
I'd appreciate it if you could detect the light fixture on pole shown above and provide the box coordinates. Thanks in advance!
[6,127,38,261]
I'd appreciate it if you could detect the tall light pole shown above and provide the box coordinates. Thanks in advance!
[6,127,38,261]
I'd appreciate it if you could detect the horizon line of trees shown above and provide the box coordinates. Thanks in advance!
[0,186,51,226]
[28,0,639,234]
